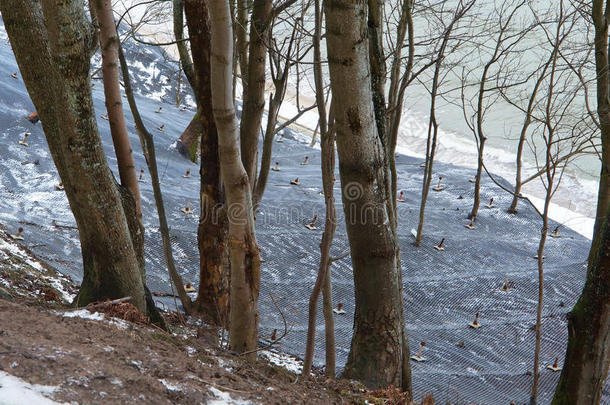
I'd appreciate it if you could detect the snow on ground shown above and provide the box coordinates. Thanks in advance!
[207,386,253,405]
[58,309,131,329]
[61,309,105,321]
[259,350,303,375]
[0,371,68,405]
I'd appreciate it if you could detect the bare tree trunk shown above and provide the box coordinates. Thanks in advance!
[174,0,202,161]
[325,0,411,391]
[553,0,610,402]
[239,0,272,188]
[235,0,249,86]
[95,0,143,222]
[303,0,336,375]
[1,0,154,318]
[184,0,230,325]
[415,31,447,246]
[209,0,261,359]
[176,111,203,162]
[322,262,336,378]
[173,0,196,90]
[415,2,472,245]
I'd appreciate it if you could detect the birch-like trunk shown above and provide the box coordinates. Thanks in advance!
[208,0,261,359]
[95,0,143,223]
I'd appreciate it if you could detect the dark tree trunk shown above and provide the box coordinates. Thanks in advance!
[184,0,229,325]
[553,1,610,402]
[325,0,411,391]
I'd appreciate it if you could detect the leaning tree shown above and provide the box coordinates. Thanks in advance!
[0,0,161,322]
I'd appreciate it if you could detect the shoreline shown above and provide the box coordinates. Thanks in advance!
[113,1,596,241]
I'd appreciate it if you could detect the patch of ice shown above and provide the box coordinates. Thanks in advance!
[0,371,69,405]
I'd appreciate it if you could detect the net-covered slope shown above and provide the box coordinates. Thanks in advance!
[0,18,606,404]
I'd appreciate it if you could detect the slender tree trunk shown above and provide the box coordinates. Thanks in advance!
[118,44,192,316]
[184,0,229,325]
[303,0,337,374]
[415,36,446,246]
[325,0,411,391]
[239,0,272,188]
[235,0,249,86]
[95,0,143,223]
[553,1,610,402]
[173,0,196,90]
[208,0,261,359]
[1,0,154,317]
[322,262,336,378]
[174,0,202,161]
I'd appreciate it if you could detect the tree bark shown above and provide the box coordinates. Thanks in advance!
[239,0,272,188]
[1,0,154,317]
[208,0,261,359]
[325,0,411,391]
[303,0,337,375]
[95,0,143,222]
[118,43,192,316]
[552,0,610,402]
[184,0,230,325]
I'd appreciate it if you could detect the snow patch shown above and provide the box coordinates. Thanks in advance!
[0,371,68,405]
[259,350,303,375]
[61,309,105,321]
[207,386,251,405]
[159,379,181,392]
